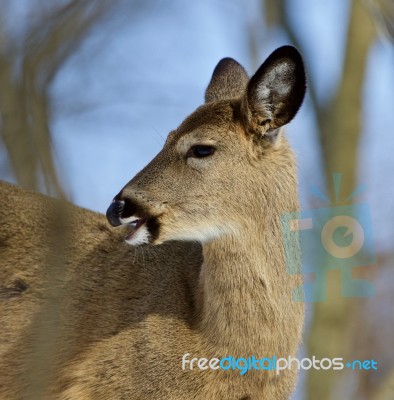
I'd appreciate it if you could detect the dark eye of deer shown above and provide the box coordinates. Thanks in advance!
[187,145,216,159]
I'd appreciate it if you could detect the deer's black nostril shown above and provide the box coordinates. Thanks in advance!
[106,200,124,227]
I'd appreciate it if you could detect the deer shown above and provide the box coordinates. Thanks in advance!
[0,45,306,400]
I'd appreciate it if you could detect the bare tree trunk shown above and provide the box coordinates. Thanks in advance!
[0,54,37,188]
[319,0,375,194]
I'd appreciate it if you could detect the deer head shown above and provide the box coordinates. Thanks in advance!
[106,46,306,246]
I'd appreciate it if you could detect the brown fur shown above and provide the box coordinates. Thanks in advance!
[0,46,306,399]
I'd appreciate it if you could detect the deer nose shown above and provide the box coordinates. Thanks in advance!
[106,199,125,227]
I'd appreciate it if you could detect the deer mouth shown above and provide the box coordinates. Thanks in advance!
[124,217,147,242]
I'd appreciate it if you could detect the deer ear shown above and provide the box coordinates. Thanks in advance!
[242,46,306,141]
[205,58,248,103]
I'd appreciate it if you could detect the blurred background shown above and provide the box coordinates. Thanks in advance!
[0,0,393,399]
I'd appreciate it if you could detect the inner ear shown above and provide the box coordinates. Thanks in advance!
[243,46,306,137]
[205,58,248,103]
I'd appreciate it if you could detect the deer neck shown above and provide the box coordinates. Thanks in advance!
[196,218,299,357]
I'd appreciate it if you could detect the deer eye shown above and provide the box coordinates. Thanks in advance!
[186,145,216,159]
